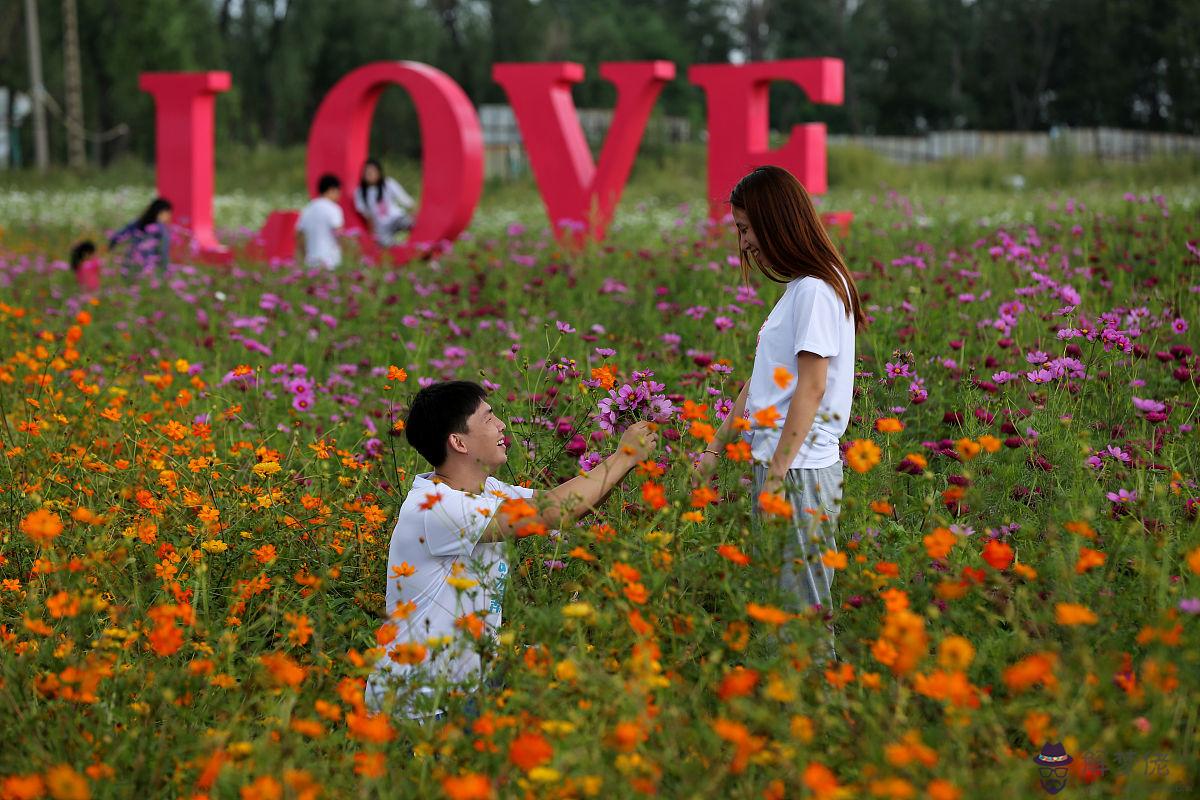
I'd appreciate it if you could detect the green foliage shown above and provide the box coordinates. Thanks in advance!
[3,0,1200,170]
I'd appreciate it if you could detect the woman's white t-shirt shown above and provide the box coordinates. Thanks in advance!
[744,275,856,469]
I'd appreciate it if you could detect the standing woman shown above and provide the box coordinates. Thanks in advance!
[109,197,172,274]
[354,158,415,246]
[696,165,865,623]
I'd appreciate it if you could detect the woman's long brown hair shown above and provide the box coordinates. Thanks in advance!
[729,166,866,331]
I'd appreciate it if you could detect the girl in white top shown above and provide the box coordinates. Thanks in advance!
[354,158,415,246]
[695,165,865,630]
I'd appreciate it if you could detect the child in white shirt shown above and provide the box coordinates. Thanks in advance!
[297,173,345,269]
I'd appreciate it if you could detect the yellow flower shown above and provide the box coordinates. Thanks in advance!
[562,602,595,619]
[446,576,478,591]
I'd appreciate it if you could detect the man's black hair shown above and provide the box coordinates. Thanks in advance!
[317,173,342,195]
[70,240,97,272]
[405,381,488,467]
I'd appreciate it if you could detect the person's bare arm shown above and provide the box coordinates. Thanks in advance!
[763,352,829,492]
[478,421,659,541]
[692,380,749,482]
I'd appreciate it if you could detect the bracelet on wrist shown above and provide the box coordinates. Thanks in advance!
[703,447,720,455]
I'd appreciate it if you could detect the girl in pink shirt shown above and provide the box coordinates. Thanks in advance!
[70,240,101,294]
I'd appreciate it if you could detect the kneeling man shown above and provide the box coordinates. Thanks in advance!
[366,380,657,716]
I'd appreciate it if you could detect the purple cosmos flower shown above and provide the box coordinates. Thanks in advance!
[1106,489,1138,504]
[1178,598,1200,614]
[1132,396,1165,413]
[556,321,576,334]
[579,451,603,471]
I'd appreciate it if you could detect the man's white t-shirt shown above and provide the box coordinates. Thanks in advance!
[744,275,856,469]
[296,196,344,268]
[365,472,533,715]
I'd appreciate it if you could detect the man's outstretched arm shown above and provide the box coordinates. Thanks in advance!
[480,421,659,541]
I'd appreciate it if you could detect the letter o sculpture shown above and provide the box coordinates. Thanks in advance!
[306,61,483,265]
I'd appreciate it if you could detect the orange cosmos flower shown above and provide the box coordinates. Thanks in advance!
[711,718,765,774]
[284,613,313,646]
[2,774,47,799]
[590,364,617,391]
[681,400,709,421]
[981,539,1014,570]
[456,613,485,639]
[977,434,1001,453]
[689,420,716,442]
[20,509,63,546]
[1064,520,1097,539]
[610,721,647,752]
[937,636,975,670]
[347,711,396,743]
[1002,651,1058,693]
[758,492,792,517]
[623,583,649,604]
[803,763,841,799]
[821,550,848,569]
[260,652,306,688]
[870,499,895,515]
[846,439,882,473]
[388,642,427,665]
[610,562,641,584]
[875,417,904,433]
[691,486,719,508]
[923,527,957,561]
[386,366,408,382]
[773,367,794,389]
[641,481,666,510]
[1055,603,1098,626]
[717,666,759,700]
[1075,547,1106,574]
[442,773,493,800]
[717,544,750,565]
[954,438,982,460]
[44,765,89,800]
[825,662,854,689]
[508,731,553,771]
[419,492,443,510]
[499,497,535,521]
[352,753,386,779]
[746,603,792,626]
[752,406,781,428]
[725,440,752,461]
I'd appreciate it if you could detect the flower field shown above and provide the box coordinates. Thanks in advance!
[0,187,1198,799]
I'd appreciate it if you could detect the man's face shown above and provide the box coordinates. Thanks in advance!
[452,401,508,471]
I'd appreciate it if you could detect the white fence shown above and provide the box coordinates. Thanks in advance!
[480,103,692,180]
[827,128,1200,163]
[478,107,1200,179]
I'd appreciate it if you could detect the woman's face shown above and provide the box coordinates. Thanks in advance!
[732,206,763,265]
[363,164,381,184]
[157,209,173,224]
